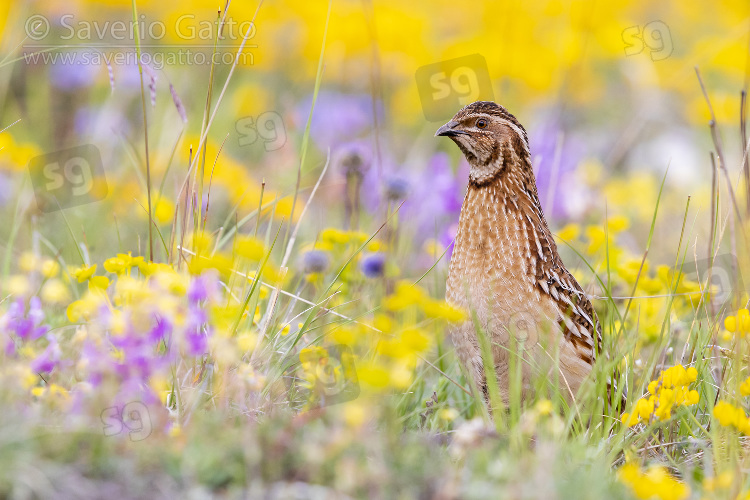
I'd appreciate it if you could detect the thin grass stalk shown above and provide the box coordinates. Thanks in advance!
[175,1,263,218]
[131,0,154,261]
[282,0,333,253]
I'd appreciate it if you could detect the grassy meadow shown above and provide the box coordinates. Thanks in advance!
[1,0,750,498]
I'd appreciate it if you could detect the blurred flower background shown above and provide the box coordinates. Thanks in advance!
[0,0,749,498]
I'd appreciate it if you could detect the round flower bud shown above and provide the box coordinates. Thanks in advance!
[360,252,386,278]
[301,250,330,274]
[384,177,410,202]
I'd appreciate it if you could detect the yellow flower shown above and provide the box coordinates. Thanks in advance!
[19,252,38,272]
[713,401,750,434]
[103,253,144,275]
[607,214,630,233]
[235,236,266,261]
[320,227,350,245]
[399,327,430,354]
[70,264,97,282]
[536,399,554,416]
[621,365,699,426]
[556,223,580,243]
[343,401,367,428]
[585,225,606,254]
[373,314,393,333]
[389,361,413,389]
[741,377,750,397]
[88,276,110,292]
[725,309,750,336]
[331,325,355,345]
[7,275,30,296]
[153,197,175,225]
[422,238,445,256]
[40,258,60,278]
[66,293,104,323]
[618,462,689,500]
[185,231,214,256]
[383,281,427,311]
[40,279,70,304]
[149,375,170,405]
[113,275,150,305]
[703,471,733,492]
[236,331,258,352]
[138,261,173,277]
[151,270,188,295]
[357,364,390,389]
[187,253,233,277]
[422,299,467,322]
[439,408,459,421]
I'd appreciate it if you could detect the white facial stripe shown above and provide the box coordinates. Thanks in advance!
[462,113,530,156]
[497,118,530,156]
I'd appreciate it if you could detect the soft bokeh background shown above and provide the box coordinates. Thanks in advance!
[1,1,749,498]
[2,1,748,261]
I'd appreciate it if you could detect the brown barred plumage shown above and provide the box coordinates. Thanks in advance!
[437,101,622,409]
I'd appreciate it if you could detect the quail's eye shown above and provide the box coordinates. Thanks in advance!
[476,118,487,129]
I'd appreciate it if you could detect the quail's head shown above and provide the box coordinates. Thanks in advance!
[435,101,530,185]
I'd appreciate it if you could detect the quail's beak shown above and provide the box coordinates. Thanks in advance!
[435,120,469,138]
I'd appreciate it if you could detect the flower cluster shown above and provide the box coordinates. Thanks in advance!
[621,365,699,426]
[556,215,702,343]
[327,281,466,393]
[724,308,750,337]
[713,401,750,434]
[617,462,690,500]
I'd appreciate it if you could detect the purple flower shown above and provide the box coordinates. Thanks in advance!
[149,316,172,342]
[529,119,586,220]
[187,272,219,305]
[49,52,100,90]
[30,334,60,373]
[184,298,210,356]
[360,253,386,278]
[383,177,410,202]
[295,91,383,150]
[301,250,330,274]
[185,328,208,356]
[361,151,468,251]
[334,140,372,179]
[2,297,49,341]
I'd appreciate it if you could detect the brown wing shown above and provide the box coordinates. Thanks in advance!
[518,191,626,410]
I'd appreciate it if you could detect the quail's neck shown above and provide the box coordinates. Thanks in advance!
[454,166,557,281]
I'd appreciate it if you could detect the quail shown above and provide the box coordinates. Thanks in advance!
[437,101,619,409]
